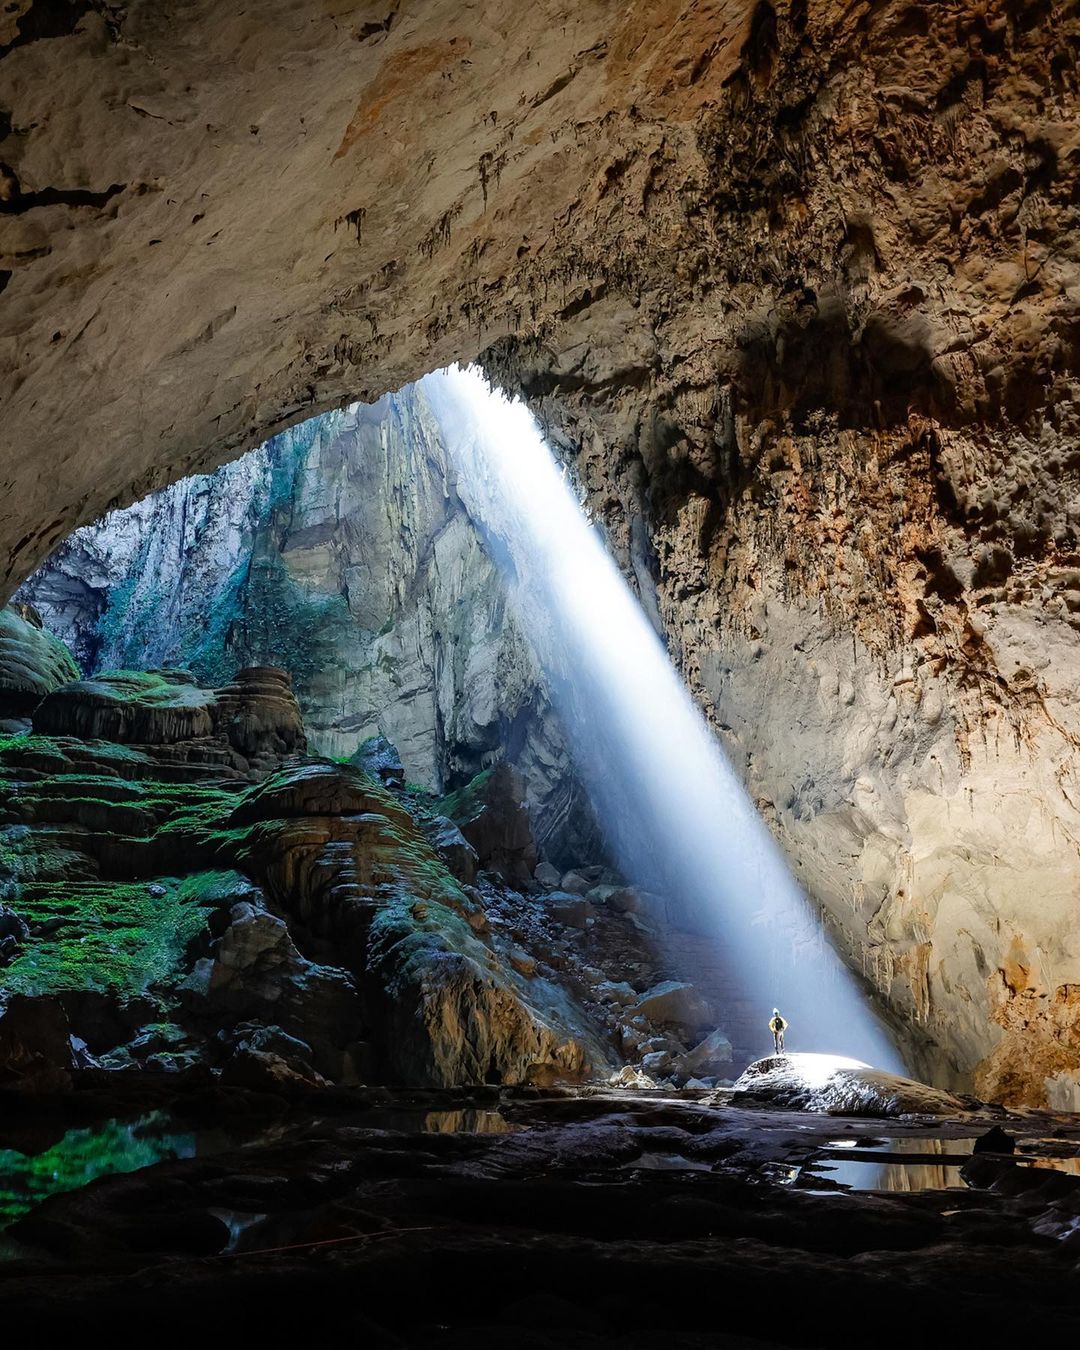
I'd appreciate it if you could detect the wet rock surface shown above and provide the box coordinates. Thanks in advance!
[732,1054,968,1118]
[1,1080,1080,1342]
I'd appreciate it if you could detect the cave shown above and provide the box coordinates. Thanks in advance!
[2,0,1080,1341]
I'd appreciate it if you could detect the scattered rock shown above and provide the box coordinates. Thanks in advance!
[349,734,405,789]
[634,981,713,1033]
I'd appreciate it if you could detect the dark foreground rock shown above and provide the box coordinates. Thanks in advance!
[1,1083,1080,1344]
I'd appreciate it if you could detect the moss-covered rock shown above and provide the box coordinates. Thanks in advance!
[0,726,597,1088]
[0,876,216,1001]
[33,670,216,744]
[436,763,538,883]
[0,606,79,724]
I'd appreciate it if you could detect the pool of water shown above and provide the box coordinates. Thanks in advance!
[0,1111,223,1236]
[797,1136,1080,1193]
[0,1103,521,1250]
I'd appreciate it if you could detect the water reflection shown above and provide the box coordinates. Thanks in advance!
[0,1112,208,1231]
[802,1135,1080,1192]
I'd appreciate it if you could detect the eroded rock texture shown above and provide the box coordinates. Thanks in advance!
[486,1,1080,1104]
[18,384,595,857]
[0,610,604,1087]
[2,1,1079,1105]
[0,0,764,589]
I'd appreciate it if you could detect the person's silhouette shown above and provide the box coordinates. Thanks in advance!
[768,1008,788,1054]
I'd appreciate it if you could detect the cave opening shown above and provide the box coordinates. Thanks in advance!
[2,0,1080,1332]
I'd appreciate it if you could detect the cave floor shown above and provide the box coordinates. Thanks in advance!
[1,1077,1080,1344]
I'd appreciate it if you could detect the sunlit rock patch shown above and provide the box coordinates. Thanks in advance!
[732,1053,967,1118]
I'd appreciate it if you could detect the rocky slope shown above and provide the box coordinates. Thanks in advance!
[0,605,753,1092]
[18,383,597,861]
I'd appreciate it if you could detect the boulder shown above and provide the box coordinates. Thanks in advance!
[732,1053,967,1117]
[221,1045,327,1091]
[533,861,562,890]
[608,1064,656,1088]
[640,1049,674,1078]
[607,886,645,914]
[545,893,597,930]
[596,981,636,1008]
[508,947,537,978]
[633,981,713,1032]
[367,907,592,1088]
[436,763,537,884]
[559,871,591,895]
[681,1027,734,1076]
[587,884,619,905]
[179,897,362,1080]
[349,734,405,789]
[421,813,480,885]
[0,904,29,964]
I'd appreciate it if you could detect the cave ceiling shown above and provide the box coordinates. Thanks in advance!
[0,0,766,595]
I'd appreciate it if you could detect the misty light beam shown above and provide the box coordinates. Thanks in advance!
[424,364,902,1071]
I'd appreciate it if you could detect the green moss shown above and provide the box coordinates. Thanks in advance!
[0,1113,197,1228]
[0,875,217,1000]
[435,769,494,824]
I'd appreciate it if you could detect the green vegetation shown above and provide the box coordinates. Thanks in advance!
[231,553,354,688]
[0,874,218,1000]
[0,1112,197,1228]
[435,768,493,825]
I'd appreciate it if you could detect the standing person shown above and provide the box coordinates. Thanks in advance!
[768,1008,788,1054]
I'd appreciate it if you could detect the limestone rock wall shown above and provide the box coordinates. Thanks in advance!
[2,0,1079,1104]
[18,383,594,859]
[484,1,1080,1105]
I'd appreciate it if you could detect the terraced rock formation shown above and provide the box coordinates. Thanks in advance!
[0,608,602,1087]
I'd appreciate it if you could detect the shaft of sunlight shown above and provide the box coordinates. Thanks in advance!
[423,364,902,1072]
